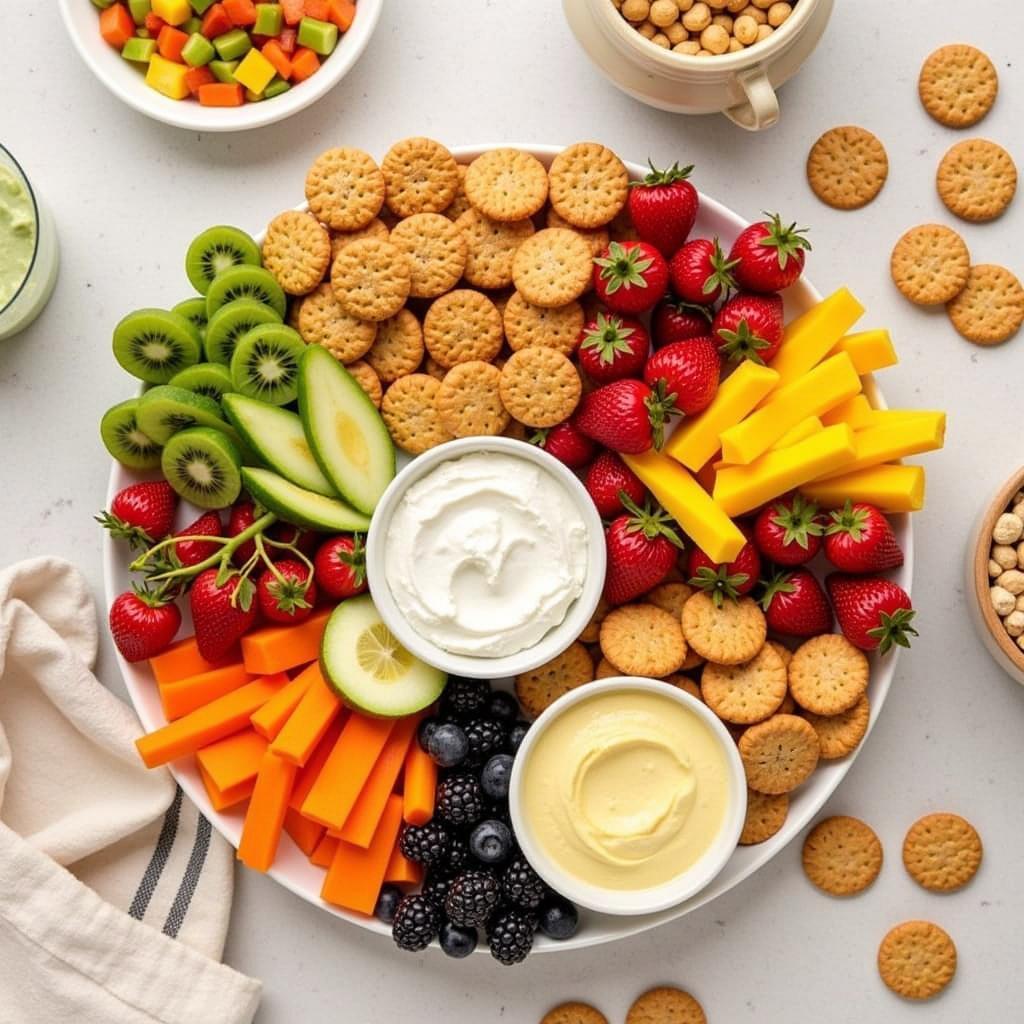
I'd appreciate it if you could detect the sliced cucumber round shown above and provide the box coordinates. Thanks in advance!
[320,596,447,717]
[137,385,229,445]
[241,466,370,533]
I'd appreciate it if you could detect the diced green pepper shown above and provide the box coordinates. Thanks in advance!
[189,0,217,13]
[253,4,283,37]
[213,28,252,61]
[128,0,152,25]
[182,15,202,33]
[209,58,240,83]
[181,32,216,66]
[122,36,158,62]
[296,17,338,56]
[263,78,291,100]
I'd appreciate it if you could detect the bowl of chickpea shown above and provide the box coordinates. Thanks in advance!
[563,0,834,129]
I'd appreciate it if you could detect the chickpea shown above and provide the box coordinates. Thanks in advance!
[674,39,702,53]
[1017,541,1024,568]
[1013,501,1024,520]
[622,0,652,22]
[665,21,688,43]
[705,0,729,8]
[674,0,695,10]
[1017,594,1024,611]
[998,569,1024,595]
[636,19,657,37]
[696,48,714,55]
[740,4,767,23]
[1017,635,1024,652]
[767,1,792,26]
[751,0,774,8]
[700,23,730,53]
[651,31,672,46]
[682,2,712,31]
[993,545,1018,570]
[990,559,1004,578]
[733,13,758,43]
[994,513,1024,545]
[726,0,747,11]
[755,23,774,41]
[1005,610,1024,638]
[1015,490,1024,505]
[728,36,745,51]
[991,585,1016,617]
[712,13,734,31]
[649,0,680,25]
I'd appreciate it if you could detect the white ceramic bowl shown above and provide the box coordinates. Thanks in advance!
[58,0,384,132]
[509,676,746,915]
[365,436,606,679]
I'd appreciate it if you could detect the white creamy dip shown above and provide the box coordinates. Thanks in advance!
[384,452,588,657]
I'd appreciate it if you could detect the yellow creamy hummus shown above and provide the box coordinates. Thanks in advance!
[520,689,731,891]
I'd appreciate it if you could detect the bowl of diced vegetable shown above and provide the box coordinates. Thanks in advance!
[59,0,384,132]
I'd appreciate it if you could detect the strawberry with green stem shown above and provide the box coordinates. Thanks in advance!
[753,494,823,566]
[760,569,832,637]
[592,241,669,315]
[97,482,177,550]
[669,237,738,305]
[315,534,368,600]
[687,533,761,606]
[190,566,259,663]
[626,160,699,258]
[827,574,917,654]
[109,583,182,662]
[256,558,318,625]
[577,312,649,383]
[712,292,784,365]
[604,495,684,605]
[575,378,678,453]
[729,213,811,294]
[823,501,904,573]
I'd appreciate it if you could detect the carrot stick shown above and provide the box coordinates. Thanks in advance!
[269,665,342,766]
[196,728,268,792]
[250,666,315,741]
[149,637,224,686]
[283,807,325,857]
[161,663,252,720]
[237,751,297,872]
[309,832,338,868]
[384,842,423,886]
[288,716,345,812]
[136,674,288,768]
[402,737,437,826]
[240,607,332,676]
[198,763,256,811]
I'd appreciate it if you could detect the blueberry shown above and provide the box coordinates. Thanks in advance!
[480,754,514,801]
[374,884,403,925]
[469,819,513,865]
[418,717,441,750]
[439,920,478,959]
[538,897,578,941]
[507,720,530,755]
[427,722,469,768]
[487,690,520,724]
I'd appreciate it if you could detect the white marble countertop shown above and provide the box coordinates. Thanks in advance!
[3,1,1023,1019]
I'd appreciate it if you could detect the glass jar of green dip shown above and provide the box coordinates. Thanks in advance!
[0,145,59,341]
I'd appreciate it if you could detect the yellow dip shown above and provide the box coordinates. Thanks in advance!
[520,688,732,891]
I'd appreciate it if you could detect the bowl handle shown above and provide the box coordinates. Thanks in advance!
[724,68,780,131]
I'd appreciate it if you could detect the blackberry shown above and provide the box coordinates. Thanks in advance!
[501,855,547,910]
[436,772,486,827]
[487,907,536,965]
[445,833,471,876]
[398,821,452,867]
[374,884,403,924]
[440,676,490,718]
[463,717,507,766]
[445,870,501,927]
[420,872,452,909]
[487,690,520,724]
[392,894,440,952]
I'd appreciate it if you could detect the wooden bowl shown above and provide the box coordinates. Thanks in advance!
[968,467,1024,683]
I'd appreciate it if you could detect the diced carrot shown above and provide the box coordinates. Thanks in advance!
[223,0,258,25]
[161,663,252,721]
[196,728,268,793]
[198,763,256,811]
[240,607,331,675]
[237,751,297,872]
[269,665,342,766]
[304,0,330,18]
[283,808,325,856]
[185,65,217,97]
[136,674,288,768]
[310,832,338,867]
[402,737,437,826]
[338,715,420,847]
[327,0,356,31]
[157,24,189,63]
[250,666,315,740]
[100,4,135,49]
[322,795,404,915]
[290,47,320,82]
[278,26,297,52]
[199,83,246,107]
[145,12,168,35]
[288,716,345,811]
[261,40,293,80]
[301,714,395,831]
[200,3,233,38]
[384,842,423,886]
[150,636,224,686]
[281,0,305,25]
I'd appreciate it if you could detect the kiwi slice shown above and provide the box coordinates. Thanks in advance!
[204,298,282,366]
[230,324,306,406]
[168,362,236,401]
[172,297,209,340]
[112,308,203,384]
[100,398,162,469]
[205,265,287,322]
[137,385,230,444]
[161,427,242,509]
[185,226,262,296]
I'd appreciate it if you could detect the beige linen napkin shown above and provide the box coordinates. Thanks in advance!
[0,557,261,1024]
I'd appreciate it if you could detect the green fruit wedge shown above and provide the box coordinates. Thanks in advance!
[241,466,370,532]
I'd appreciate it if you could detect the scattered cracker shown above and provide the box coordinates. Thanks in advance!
[503,292,584,355]
[444,164,472,222]
[547,208,611,259]
[436,361,510,438]
[422,355,448,381]
[330,218,390,261]
[578,596,611,644]
[788,633,869,716]
[297,283,377,364]
[380,374,453,455]
[549,142,630,229]
[665,674,702,702]
[305,147,386,232]
[456,208,535,290]
[599,604,687,677]
[364,308,425,383]
[262,210,331,296]
[464,148,549,222]
[381,137,460,218]
[890,224,971,306]
[345,360,382,408]
[626,987,706,1024]
[802,815,883,896]
[682,593,766,666]
[878,921,957,1001]
[902,813,982,893]
[594,657,620,680]
[647,582,695,621]
[515,642,594,718]
[805,694,870,759]
[936,139,1017,222]
[739,714,820,795]
[541,1003,609,1024]
[499,347,582,428]
[919,44,998,128]
[389,212,467,298]
[739,789,789,845]
[806,126,889,210]
[330,237,411,322]
[946,263,1024,346]
[423,289,504,367]
[767,640,793,669]
[701,644,787,725]
[512,228,594,308]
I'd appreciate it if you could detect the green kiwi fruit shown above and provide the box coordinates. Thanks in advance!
[204,298,282,366]
[161,427,242,509]
[185,226,261,296]
[230,324,306,406]
[205,265,287,321]
[100,398,163,469]
[168,362,236,401]
[137,385,231,444]
[171,297,209,340]
[112,309,203,384]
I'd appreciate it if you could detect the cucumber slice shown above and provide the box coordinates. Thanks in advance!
[320,596,447,717]
[298,344,396,515]
[223,393,335,496]
[137,385,229,444]
[241,466,370,533]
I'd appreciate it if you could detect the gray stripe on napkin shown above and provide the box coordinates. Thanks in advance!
[162,812,213,939]
[128,785,183,921]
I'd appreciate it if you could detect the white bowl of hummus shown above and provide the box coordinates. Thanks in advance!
[365,436,606,679]
[509,676,747,916]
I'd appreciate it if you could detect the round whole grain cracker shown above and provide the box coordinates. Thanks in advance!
[877,921,957,1001]
[802,815,883,896]
[499,347,582,428]
[443,163,472,222]
[946,263,1024,345]
[436,361,510,437]
[464,148,549,222]
[739,714,820,794]
[577,595,611,645]
[804,694,870,760]
[547,208,611,259]
[541,1003,608,1024]
[422,355,447,381]
[344,360,382,408]
[936,138,1017,222]
[626,986,706,1024]
[665,674,702,702]
[549,142,630,229]
[701,643,787,725]
[297,283,377,364]
[806,126,889,210]
[456,208,534,290]
[647,582,695,621]
[515,642,594,718]
[380,373,453,455]
[512,228,594,308]
[902,812,982,892]
[503,291,584,354]
[594,656,619,680]
[682,593,766,666]
[381,137,460,218]
[890,224,971,306]
[919,44,998,128]
[262,210,331,296]
[305,147,385,232]
[364,308,424,383]
[330,237,411,322]
[389,212,467,298]
[423,289,504,368]
[330,218,390,262]
[767,639,793,669]
[788,633,869,716]
[599,604,687,677]
[739,789,789,845]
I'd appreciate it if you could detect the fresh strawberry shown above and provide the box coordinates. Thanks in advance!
[97,482,178,549]
[577,312,650,383]
[729,213,811,293]
[603,496,684,605]
[712,291,784,364]
[314,534,368,600]
[585,450,647,519]
[643,336,720,416]
[173,512,223,568]
[228,499,258,567]
[651,298,712,348]
[109,586,181,663]
[256,559,317,625]
[530,418,596,469]
[668,237,738,305]
[190,567,258,662]
[592,241,670,315]
[626,161,699,257]
[753,494,823,566]
[823,501,904,573]
[759,569,832,637]
[267,522,320,559]
[826,574,917,654]
[687,533,761,606]
[575,379,677,453]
